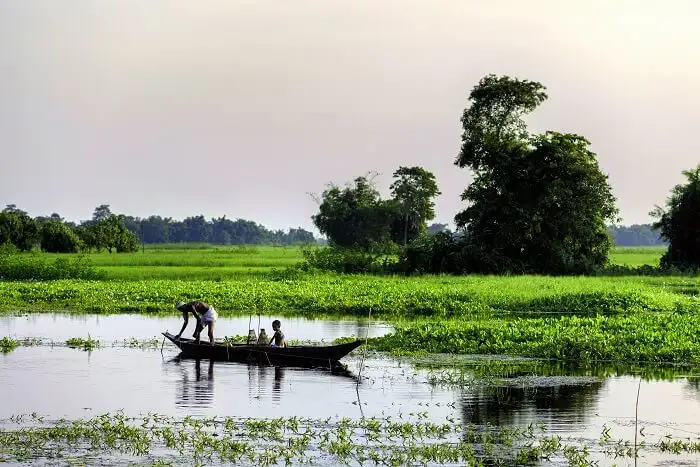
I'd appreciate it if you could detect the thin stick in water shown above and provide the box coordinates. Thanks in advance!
[634,377,641,466]
[356,308,371,387]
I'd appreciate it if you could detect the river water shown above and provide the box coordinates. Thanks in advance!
[1,313,700,466]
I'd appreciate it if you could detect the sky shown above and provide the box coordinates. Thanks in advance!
[1,1,699,233]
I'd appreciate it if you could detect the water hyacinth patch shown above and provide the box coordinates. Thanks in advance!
[367,313,700,363]
[0,274,697,317]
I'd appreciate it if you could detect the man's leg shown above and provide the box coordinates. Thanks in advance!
[208,321,215,344]
[193,319,203,340]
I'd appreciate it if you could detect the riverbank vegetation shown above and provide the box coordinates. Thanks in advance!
[0,410,688,466]
[1,267,696,316]
[1,265,699,363]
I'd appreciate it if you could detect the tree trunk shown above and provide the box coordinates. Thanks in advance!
[403,213,409,245]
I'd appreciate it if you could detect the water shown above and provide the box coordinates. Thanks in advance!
[2,313,700,466]
[0,312,392,342]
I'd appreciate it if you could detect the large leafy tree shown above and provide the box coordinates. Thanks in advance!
[0,205,39,251]
[651,164,700,269]
[454,74,619,274]
[311,175,394,249]
[105,215,139,253]
[389,166,441,245]
[40,220,82,253]
[77,207,139,253]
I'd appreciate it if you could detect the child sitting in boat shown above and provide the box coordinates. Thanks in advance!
[269,320,287,347]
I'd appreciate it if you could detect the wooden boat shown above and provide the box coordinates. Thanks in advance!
[161,332,363,370]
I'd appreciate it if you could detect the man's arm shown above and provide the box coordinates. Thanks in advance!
[190,303,202,321]
[176,310,188,338]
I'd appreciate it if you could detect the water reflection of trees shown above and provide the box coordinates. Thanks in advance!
[460,380,605,429]
[432,360,700,430]
[451,361,609,430]
[175,358,214,409]
[682,377,700,403]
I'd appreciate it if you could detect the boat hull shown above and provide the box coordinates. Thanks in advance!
[162,332,363,370]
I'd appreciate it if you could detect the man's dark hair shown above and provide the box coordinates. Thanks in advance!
[272,320,281,327]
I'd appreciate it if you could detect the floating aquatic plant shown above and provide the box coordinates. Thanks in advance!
[0,411,698,466]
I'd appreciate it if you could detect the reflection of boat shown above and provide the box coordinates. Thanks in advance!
[162,332,362,370]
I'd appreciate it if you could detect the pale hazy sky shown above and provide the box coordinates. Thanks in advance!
[1,1,699,232]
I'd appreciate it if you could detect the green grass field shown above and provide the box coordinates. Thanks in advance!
[39,245,306,280]
[35,244,666,281]
[608,245,665,267]
[4,243,699,363]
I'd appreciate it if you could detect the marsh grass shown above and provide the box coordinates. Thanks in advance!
[65,336,100,351]
[121,337,162,349]
[406,356,700,391]
[0,336,19,353]
[1,271,698,362]
[101,266,274,281]
[1,245,696,364]
[0,336,164,353]
[1,411,697,466]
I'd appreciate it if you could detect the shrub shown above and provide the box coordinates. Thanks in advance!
[0,252,102,281]
[299,245,396,274]
[40,221,82,253]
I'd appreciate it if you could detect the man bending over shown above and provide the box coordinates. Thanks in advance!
[175,300,217,344]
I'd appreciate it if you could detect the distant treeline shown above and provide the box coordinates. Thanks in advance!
[0,202,665,254]
[426,223,665,247]
[0,204,318,254]
[118,213,317,245]
[606,224,665,246]
[82,205,318,246]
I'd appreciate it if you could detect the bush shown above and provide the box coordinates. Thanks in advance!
[395,232,488,275]
[40,221,82,253]
[0,252,102,281]
[299,245,396,274]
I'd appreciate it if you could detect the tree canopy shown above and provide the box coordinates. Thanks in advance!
[651,164,700,269]
[311,168,442,249]
[390,166,441,245]
[452,74,619,274]
[0,206,39,252]
[40,220,81,253]
[311,175,394,249]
